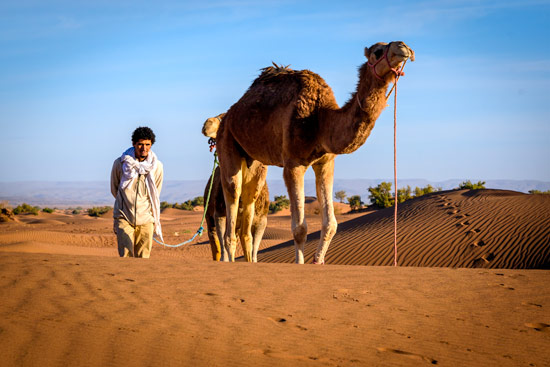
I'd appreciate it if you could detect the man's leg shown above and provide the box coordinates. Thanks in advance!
[135,222,154,258]
[116,219,135,257]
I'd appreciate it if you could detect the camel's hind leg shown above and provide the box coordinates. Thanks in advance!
[312,159,338,264]
[283,164,308,264]
[239,161,267,262]
[206,216,221,261]
[251,215,267,263]
[214,214,228,262]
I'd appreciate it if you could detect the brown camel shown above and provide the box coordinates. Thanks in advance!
[203,166,269,262]
[202,114,269,262]
[215,41,414,264]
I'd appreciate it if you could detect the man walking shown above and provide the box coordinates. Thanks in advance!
[111,126,164,258]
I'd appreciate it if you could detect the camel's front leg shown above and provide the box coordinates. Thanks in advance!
[313,159,338,265]
[283,164,307,264]
[219,163,242,262]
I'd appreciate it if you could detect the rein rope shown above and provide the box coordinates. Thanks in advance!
[387,59,407,267]
[364,52,408,266]
[153,148,219,248]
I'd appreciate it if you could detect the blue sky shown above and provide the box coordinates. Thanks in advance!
[1,0,549,183]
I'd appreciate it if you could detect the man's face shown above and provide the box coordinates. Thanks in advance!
[133,139,152,161]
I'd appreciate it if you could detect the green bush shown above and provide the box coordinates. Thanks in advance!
[162,197,205,211]
[269,195,290,213]
[347,195,364,210]
[529,190,550,194]
[87,206,111,217]
[335,190,347,203]
[13,203,39,215]
[397,185,413,204]
[368,182,394,208]
[191,196,204,207]
[42,207,54,213]
[457,180,486,190]
[414,184,437,197]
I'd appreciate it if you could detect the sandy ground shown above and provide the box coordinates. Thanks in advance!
[0,189,549,366]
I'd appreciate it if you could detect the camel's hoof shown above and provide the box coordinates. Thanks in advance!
[313,260,325,265]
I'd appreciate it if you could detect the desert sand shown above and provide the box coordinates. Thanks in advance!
[1,189,549,366]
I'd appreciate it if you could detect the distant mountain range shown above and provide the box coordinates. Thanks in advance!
[1,179,549,208]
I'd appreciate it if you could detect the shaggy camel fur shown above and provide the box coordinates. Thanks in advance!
[216,41,414,264]
[203,166,269,262]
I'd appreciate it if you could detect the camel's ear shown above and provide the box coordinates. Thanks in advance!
[364,46,371,60]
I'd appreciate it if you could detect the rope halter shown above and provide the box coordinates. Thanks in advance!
[367,46,406,81]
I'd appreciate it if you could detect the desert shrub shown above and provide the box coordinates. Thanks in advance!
[334,190,347,203]
[347,195,364,211]
[529,190,550,194]
[457,180,486,190]
[368,182,394,208]
[397,185,413,204]
[414,184,438,197]
[72,209,81,215]
[87,206,111,217]
[0,207,15,222]
[42,207,54,213]
[269,195,290,213]
[13,203,39,215]
[191,196,204,207]
[165,197,205,211]
[173,202,193,211]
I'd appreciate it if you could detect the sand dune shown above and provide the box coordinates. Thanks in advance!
[258,189,550,268]
[1,188,549,366]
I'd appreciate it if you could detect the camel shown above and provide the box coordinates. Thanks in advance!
[215,41,414,264]
[203,166,269,262]
[202,114,269,262]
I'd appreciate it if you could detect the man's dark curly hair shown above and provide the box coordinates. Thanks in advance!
[132,126,156,145]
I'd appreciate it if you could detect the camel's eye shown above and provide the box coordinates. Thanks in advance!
[374,49,384,59]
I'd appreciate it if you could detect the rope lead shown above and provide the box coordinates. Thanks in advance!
[153,150,218,248]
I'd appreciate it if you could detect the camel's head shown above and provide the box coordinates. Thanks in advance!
[364,41,415,81]
[201,113,225,139]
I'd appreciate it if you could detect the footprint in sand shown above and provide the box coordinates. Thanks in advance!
[268,317,308,331]
[466,228,481,235]
[456,221,470,227]
[522,302,543,308]
[525,323,550,332]
[376,347,437,365]
[470,240,486,247]
[473,253,495,267]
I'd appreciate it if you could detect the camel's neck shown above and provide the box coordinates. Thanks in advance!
[319,64,391,155]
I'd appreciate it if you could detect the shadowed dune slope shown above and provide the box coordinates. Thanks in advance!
[257,189,550,268]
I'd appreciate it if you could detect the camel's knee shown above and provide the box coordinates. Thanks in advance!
[324,219,338,239]
[293,223,307,243]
